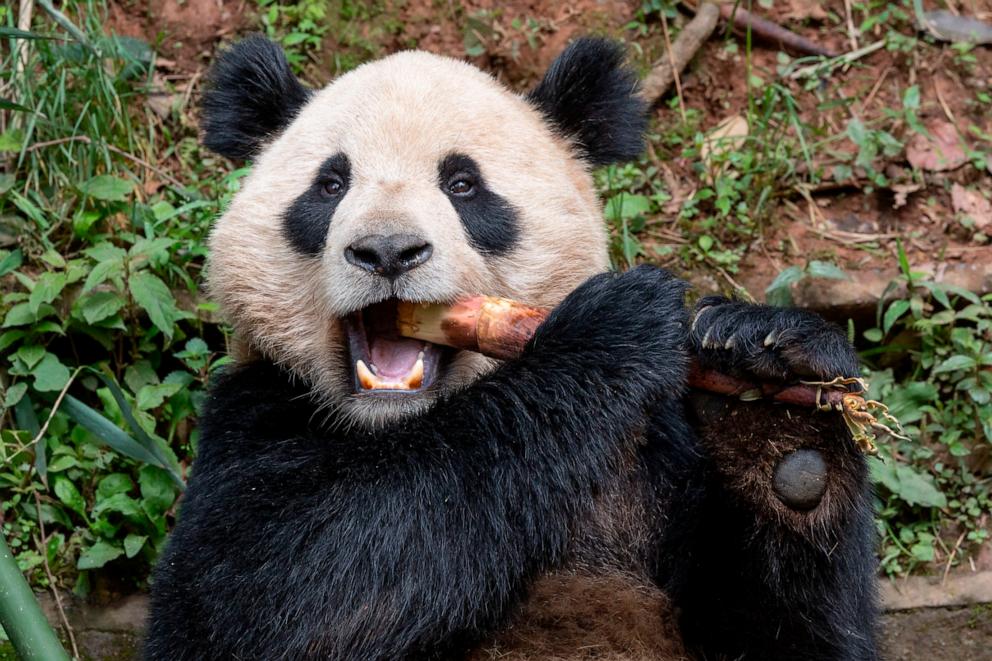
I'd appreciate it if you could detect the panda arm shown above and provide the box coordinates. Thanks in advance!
[661,299,879,660]
[145,266,690,660]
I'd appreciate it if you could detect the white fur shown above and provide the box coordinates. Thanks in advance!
[207,51,610,426]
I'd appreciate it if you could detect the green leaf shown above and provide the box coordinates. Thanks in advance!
[129,272,178,340]
[697,235,714,252]
[765,266,803,307]
[124,534,147,559]
[2,303,34,327]
[28,272,67,314]
[32,353,71,392]
[0,173,14,195]
[806,261,849,281]
[0,128,24,153]
[53,476,87,518]
[15,344,45,369]
[79,291,125,325]
[605,194,652,221]
[140,465,176,515]
[933,355,977,374]
[872,458,947,508]
[92,493,143,519]
[97,473,135,499]
[78,175,134,202]
[136,382,183,410]
[82,258,123,293]
[46,455,78,472]
[77,541,124,570]
[0,248,23,276]
[0,331,26,352]
[883,300,910,333]
[3,382,28,408]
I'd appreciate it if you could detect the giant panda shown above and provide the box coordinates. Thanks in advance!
[144,35,879,660]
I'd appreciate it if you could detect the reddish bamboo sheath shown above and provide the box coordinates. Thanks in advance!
[396,298,847,408]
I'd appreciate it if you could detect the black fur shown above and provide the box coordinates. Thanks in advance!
[145,268,878,660]
[526,38,648,166]
[283,153,351,256]
[200,34,311,160]
[145,266,690,659]
[438,154,520,256]
[690,295,861,382]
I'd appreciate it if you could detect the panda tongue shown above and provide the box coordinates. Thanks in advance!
[369,336,422,378]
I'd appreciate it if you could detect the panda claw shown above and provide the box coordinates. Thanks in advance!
[691,305,715,334]
[701,327,715,349]
[763,331,778,347]
[723,336,736,350]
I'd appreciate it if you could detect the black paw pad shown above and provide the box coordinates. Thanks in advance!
[773,449,828,511]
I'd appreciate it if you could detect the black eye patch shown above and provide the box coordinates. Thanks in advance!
[438,154,519,257]
[283,153,351,257]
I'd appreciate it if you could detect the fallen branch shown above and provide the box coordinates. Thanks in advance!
[718,3,838,57]
[641,2,720,104]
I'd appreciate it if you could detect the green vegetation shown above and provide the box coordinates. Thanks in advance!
[1,2,231,595]
[864,244,992,576]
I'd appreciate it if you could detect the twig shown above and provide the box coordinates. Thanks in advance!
[720,3,838,57]
[787,40,885,80]
[933,78,957,126]
[941,531,967,585]
[859,64,892,114]
[33,493,80,660]
[641,2,720,104]
[660,10,688,124]
[27,368,81,454]
[15,0,34,80]
[24,135,188,191]
[843,0,860,51]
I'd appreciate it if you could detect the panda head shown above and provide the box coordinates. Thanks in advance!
[203,35,647,427]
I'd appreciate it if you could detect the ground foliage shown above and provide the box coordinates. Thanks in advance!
[0,0,989,604]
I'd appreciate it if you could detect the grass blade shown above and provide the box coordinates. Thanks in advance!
[0,97,32,113]
[61,394,162,467]
[94,374,185,490]
[35,0,96,54]
[0,27,59,41]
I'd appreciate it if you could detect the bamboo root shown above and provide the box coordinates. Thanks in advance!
[396,297,850,409]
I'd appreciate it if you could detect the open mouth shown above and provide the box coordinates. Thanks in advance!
[343,299,446,394]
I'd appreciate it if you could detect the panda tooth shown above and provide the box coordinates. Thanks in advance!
[356,360,378,390]
[405,356,425,390]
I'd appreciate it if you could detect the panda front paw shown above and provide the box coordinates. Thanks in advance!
[531,265,689,386]
[689,296,860,383]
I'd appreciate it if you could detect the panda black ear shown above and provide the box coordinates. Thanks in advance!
[526,38,647,166]
[200,34,312,160]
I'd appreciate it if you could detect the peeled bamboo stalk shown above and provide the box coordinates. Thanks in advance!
[396,297,849,409]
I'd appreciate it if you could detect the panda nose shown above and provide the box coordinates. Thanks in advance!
[344,233,434,279]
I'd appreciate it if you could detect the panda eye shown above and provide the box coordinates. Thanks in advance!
[321,176,345,198]
[447,175,476,198]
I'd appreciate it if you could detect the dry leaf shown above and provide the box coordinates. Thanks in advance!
[701,115,749,180]
[906,121,968,172]
[951,184,992,230]
[783,0,828,21]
